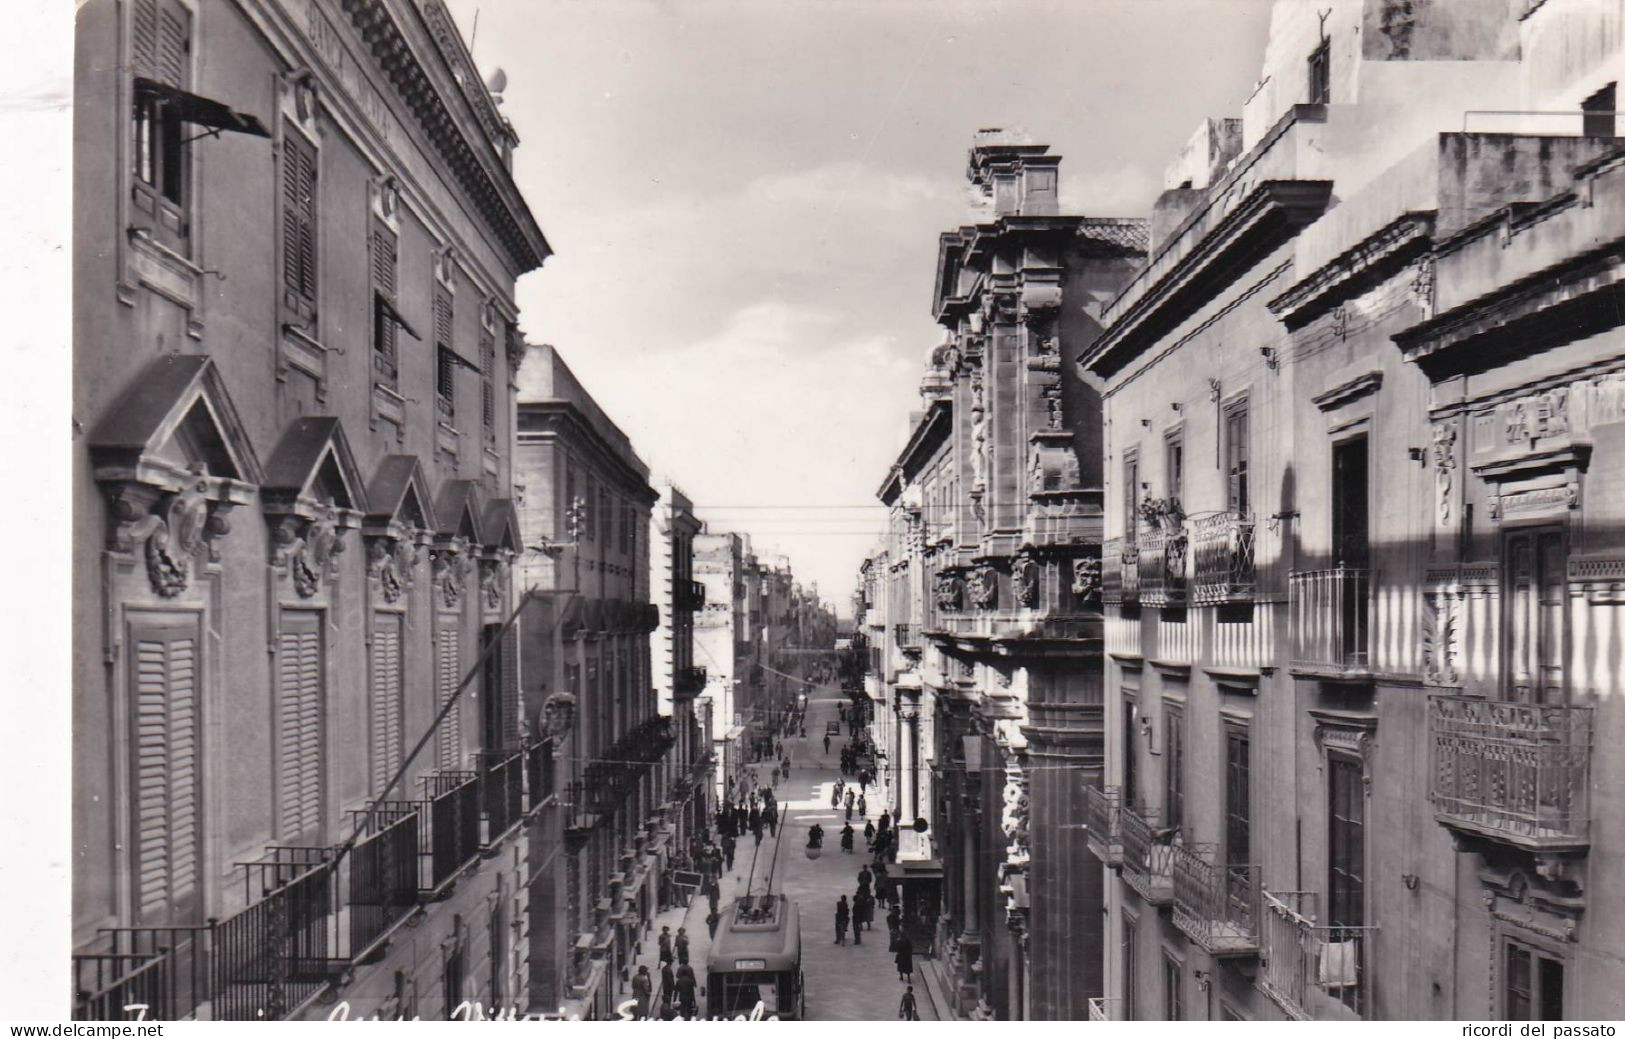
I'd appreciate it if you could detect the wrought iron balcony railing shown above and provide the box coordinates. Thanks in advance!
[1290,568,1371,673]
[1101,537,1140,605]
[1118,803,1175,906]
[1138,528,1188,607]
[1259,890,1376,1020]
[1191,512,1256,605]
[478,749,526,846]
[1429,694,1592,851]
[675,665,708,697]
[346,813,419,964]
[893,623,921,650]
[526,738,555,810]
[1084,784,1123,866]
[1171,846,1260,956]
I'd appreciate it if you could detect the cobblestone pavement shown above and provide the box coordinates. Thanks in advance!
[620,687,935,1021]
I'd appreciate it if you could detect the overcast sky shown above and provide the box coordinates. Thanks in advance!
[444,0,1274,614]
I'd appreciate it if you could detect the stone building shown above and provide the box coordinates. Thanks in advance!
[71,0,548,1020]
[512,344,665,1019]
[694,530,751,802]
[1080,0,1624,1022]
[869,132,1147,1020]
[651,483,713,853]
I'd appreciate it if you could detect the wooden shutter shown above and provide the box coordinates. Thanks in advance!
[131,0,159,79]
[437,627,462,769]
[132,0,189,87]
[501,626,520,749]
[371,613,404,796]
[371,224,398,376]
[281,126,317,316]
[277,611,325,843]
[130,619,202,924]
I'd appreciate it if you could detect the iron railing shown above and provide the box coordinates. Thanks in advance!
[1429,695,1592,850]
[213,849,336,1021]
[675,665,708,697]
[74,927,209,1021]
[526,738,555,810]
[1290,568,1371,671]
[1084,784,1123,865]
[478,750,525,845]
[1191,512,1256,604]
[1101,537,1140,605]
[1170,845,1259,955]
[348,812,419,962]
[1087,996,1115,1021]
[1259,890,1376,1019]
[422,771,482,888]
[894,623,921,650]
[1118,803,1175,905]
[1137,528,1188,606]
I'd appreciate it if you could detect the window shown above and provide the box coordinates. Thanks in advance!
[130,0,192,248]
[1504,939,1565,1021]
[1162,951,1184,1020]
[1308,38,1330,104]
[1124,451,1140,541]
[1121,915,1138,1021]
[1225,726,1251,866]
[128,616,203,925]
[370,612,403,797]
[564,465,577,538]
[1164,703,1185,833]
[277,610,325,845]
[1165,432,1184,512]
[1582,82,1616,138]
[1328,755,1365,931]
[479,324,496,440]
[371,224,399,387]
[1122,696,1139,810]
[436,626,462,769]
[435,290,456,422]
[1332,437,1369,567]
[1224,401,1250,517]
[281,124,318,320]
[1504,527,1567,703]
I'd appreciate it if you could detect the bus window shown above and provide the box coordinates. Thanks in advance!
[714,973,785,1017]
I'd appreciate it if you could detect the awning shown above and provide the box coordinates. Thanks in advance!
[885,860,944,881]
[725,725,746,742]
[135,77,270,139]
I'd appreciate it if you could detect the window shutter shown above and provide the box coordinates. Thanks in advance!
[155,0,190,89]
[131,622,201,924]
[282,127,317,315]
[131,0,159,78]
[277,612,325,843]
[372,225,398,372]
[371,613,404,796]
[434,290,453,346]
[500,625,519,749]
[437,627,461,769]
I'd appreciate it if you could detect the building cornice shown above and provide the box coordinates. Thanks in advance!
[516,404,658,503]
[1268,213,1435,330]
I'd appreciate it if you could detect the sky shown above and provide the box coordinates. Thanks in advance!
[443,0,1276,616]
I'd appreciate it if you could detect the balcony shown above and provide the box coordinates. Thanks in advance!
[674,579,706,612]
[1289,568,1371,676]
[526,737,555,810]
[1191,512,1255,605]
[1118,803,1175,906]
[893,623,921,650]
[477,749,526,847]
[1084,785,1123,866]
[1429,695,1593,852]
[675,665,708,698]
[1101,537,1140,605]
[1259,890,1375,1020]
[1171,846,1259,956]
[1138,528,1188,607]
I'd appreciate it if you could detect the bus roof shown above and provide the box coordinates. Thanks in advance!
[708,895,800,971]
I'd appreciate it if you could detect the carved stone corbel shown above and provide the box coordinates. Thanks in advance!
[366,532,421,604]
[1012,552,1041,609]
[430,539,471,608]
[270,504,346,599]
[106,467,234,598]
[1071,556,1102,603]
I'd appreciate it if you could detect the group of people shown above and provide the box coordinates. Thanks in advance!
[629,925,699,1020]
[716,785,779,853]
[831,866,919,1020]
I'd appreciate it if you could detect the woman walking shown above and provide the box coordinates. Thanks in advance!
[895,932,915,982]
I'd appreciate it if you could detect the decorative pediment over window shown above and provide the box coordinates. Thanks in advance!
[261,417,367,598]
[431,480,485,609]
[364,455,439,604]
[480,497,521,612]
[90,355,262,598]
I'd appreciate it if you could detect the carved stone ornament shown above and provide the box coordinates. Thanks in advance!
[1421,589,1460,686]
[542,690,578,739]
[110,469,228,598]
[430,542,470,608]
[367,535,418,604]
[1071,556,1101,602]
[1012,554,1041,609]
[481,555,511,610]
[935,571,964,612]
[1432,421,1457,527]
[969,565,998,610]
[271,505,345,599]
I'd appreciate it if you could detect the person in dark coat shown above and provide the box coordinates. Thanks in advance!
[895,932,915,981]
[748,805,761,832]
[887,904,902,944]
[658,925,673,966]
[864,819,876,847]
[824,733,832,754]
[857,793,867,817]
[707,910,721,940]
[632,965,652,1020]
[899,985,919,1020]
[840,823,855,853]
[660,961,675,1013]
[858,865,873,897]
[675,964,697,1018]
[705,876,720,916]
[834,896,850,945]
[675,927,690,967]
[855,891,873,944]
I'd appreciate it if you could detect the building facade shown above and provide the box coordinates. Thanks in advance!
[72,0,549,1020]
[867,132,1147,1020]
[694,530,751,802]
[651,483,713,854]
[512,344,666,1019]
[1081,0,1624,1022]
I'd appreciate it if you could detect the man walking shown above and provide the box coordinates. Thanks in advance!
[705,875,720,917]
[899,985,919,1021]
[675,927,691,967]
[823,733,832,754]
[721,832,736,871]
[660,961,675,1015]
[658,925,673,967]
[834,896,850,945]
[675,964,697,1019]
[632,965,652,1020]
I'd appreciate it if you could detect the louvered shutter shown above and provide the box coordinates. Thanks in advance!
[130,620,202,924]
[277,611,325,843]
[437,627,462,769]
[131,0,159,79]
[371,613,404,796]
[282,126,317,316]
[155,0,189,88]
[500,626,519,749]
[372,224,398,378]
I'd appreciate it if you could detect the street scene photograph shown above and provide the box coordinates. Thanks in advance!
[33,0,1625,1024]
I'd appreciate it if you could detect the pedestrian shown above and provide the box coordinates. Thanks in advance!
[858,864,873,897]
[864,819,876,847]
[899,985,919,1021]
[748,804,761,833]
[658,925,673,966]
[705,876,720,916]
[753,820,763,846]
[824,733,832,754]
[855,892,871,944]
[632,965,652,1020]
[895,932,915,982]
[707,910,721,940]
[722,833,736,871]
[887,904,901,945]
[860,770,870,795]
[834,896,850,945]
[858,794,867,818]
[675,964,697,1018]
[675,926,690,967]
[660,961,675,1013]
[841,823,854,853]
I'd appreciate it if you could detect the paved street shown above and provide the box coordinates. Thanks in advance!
[623,687,936,1021]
